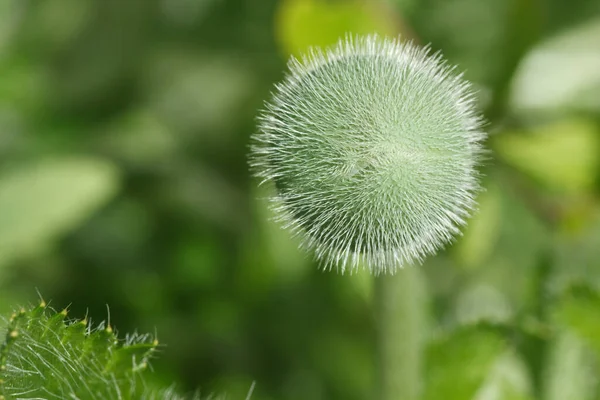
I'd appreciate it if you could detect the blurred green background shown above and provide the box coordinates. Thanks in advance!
[1,0,600,399]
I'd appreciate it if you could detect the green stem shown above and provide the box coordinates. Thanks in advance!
[375,266,427,400]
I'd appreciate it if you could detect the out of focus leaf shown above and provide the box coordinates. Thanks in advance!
[313,329,373,400]
[276,0,397,57]
[160,0,216,27]
[48,0,149,111]
[0,59,48,114]
[424,327,506,400]
[144,52,255,144]
[159,163,244,232]
[0,0,21,59]
[100,109,177,166]
[454,179,548,314]
[551,209,600,294]
[454,284,513,326]
[541,331,597,400]
[545,0,600,33]
[409,0,511,88]
[0,109,25,160]
[390,0,418,16]
[495,119,599,194]
[455,183,502,268]
[237,184,309,298]
[18,0,93,52]
[253,184,309,280]
[553,286,600,356]
[510,18,600,114]
[473,351,533,400]
[345,267,373,305]
[0,157,120,267]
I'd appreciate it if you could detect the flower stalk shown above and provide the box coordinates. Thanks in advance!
[375,267,427,400]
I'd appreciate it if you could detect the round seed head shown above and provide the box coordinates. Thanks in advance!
[250,35,485,275]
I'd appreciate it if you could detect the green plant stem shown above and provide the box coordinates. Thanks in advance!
[375,266,426,400]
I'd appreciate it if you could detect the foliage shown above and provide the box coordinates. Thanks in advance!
[0,302,194,400]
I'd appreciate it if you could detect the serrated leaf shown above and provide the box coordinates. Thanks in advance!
[495,119,599,194]
[0,157,120,267]
[0,304,187,400]
[510,18,600,114]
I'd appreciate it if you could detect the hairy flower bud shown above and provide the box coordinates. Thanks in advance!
[250,35,485,274]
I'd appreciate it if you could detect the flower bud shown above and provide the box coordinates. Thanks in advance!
[251,35,485,274]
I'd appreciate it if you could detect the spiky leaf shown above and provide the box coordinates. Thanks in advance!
[0,303,190,400]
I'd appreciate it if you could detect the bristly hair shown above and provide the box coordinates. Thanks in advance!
[250,34,485,275]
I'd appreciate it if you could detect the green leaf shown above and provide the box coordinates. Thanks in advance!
[454,284,513,326]
[541,331,597,400]
[20,0,94,52]
[0,59,48,115]
[408,0,513,87]
[424,326,507,400]
[473,351,533,400]
[0,303,193,400]
[0,304,151,399]
[0,0,19,59]
[553,286,600,356]
[455,183,503,268]
[510,18,600,114]
[144,52,256,137]
[101,109,177,166]
[275,0,397,57]
[0,157,120,267]
[551,213,600,294]
[495,119,599,194]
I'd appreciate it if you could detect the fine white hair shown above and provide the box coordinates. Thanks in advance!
[250,34,485,275]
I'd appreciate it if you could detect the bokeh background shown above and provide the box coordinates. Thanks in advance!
[1,0,600,399]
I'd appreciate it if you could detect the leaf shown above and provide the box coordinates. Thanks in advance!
[473,351,533,400]
[454,284,513,326]
[0,157,120,267]
[20,0,94,52]
[144,51,256,138]
[510,18,600,114]
[275,0,397,57]
[0,0,20,58]
[0,303,192,400]
[424,326,507,400]
[160,0,217,26]
[408,0,513,87]
[553,286,600,356]
[551,211,600,294]
[455,183,503,268]
[101,109,177,166]
[0,59,48,115]
[451,179,548,314]
[495,119,599,194]
[541,330,597,400]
